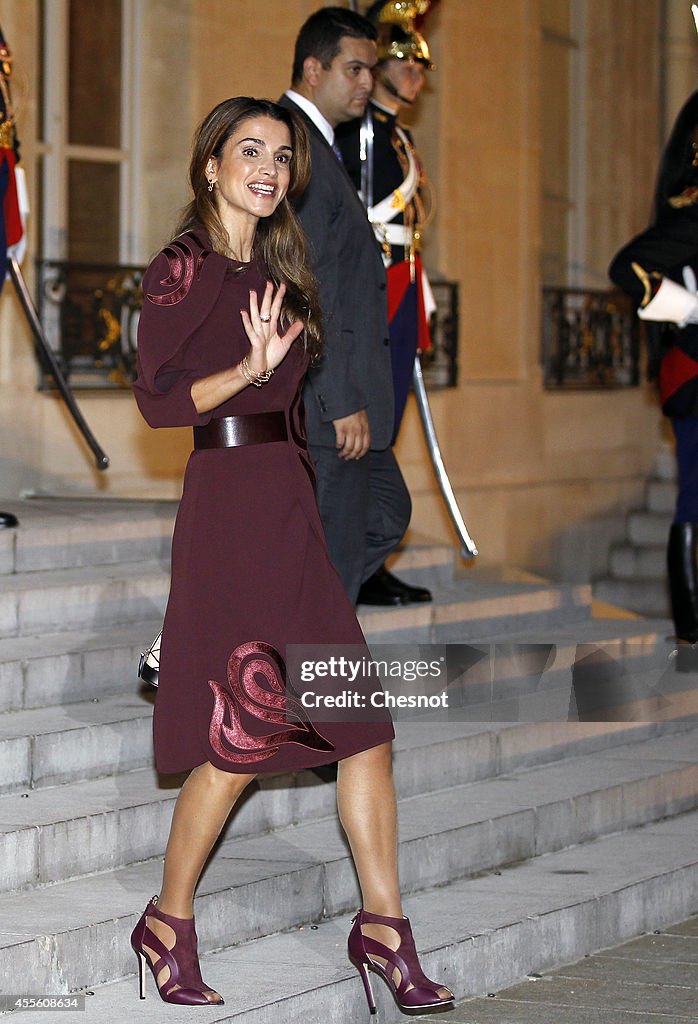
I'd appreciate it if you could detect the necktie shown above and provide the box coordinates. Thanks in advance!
[331,140,344,164]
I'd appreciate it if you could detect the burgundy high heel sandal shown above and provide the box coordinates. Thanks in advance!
[348,908,454,1015]
[130,895,223,1006]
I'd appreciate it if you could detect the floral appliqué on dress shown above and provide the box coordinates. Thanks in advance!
[146,234,213,306]
[208,641,335,764]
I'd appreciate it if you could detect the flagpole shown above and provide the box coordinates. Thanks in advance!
[9,259,110,470]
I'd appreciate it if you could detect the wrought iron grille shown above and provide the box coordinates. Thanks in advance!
[541,286,641,390]
[35,260,459,391]
[421,279,459,388]
[37,260,143,389]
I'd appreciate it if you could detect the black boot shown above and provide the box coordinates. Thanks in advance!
[0,511,18,529]
[357,565,432,606]
[667,523,698,643]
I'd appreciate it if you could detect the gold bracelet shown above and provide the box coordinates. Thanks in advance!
[240,355,274,387]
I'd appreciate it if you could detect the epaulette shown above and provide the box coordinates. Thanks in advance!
[668,186,698,209]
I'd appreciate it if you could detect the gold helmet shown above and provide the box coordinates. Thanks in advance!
[365,0,435,70]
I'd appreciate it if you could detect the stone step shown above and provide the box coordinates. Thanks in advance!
[0,498,177,576]
[627,510,672,548]
[0,692,154,795]
[654,444,678,482]
[361,579,592,642]
[384,534,457,588]
[0,499,594,657]
[0,619,164,712]
[0,732,695,997]
[0,574,592,681]
[504,614,672,644]
[82,808,698,1023]
[646,479,677,515]
[2,715,686,892]
[0,500,459,585]
[593,578,671,618]
[0,561,170,639]
[609,543,666,580]
[1,614,690,795]
[3,614,686,796]
[449,620,698,725]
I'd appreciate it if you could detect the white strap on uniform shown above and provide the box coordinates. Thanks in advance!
[381,223,412,245]
[367,125,419,227]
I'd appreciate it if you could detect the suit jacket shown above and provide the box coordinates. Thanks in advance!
[279,93,394,450]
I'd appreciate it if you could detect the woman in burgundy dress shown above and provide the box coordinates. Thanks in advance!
[131,96,453,1014]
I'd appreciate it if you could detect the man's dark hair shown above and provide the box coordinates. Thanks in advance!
[291,6,377,86]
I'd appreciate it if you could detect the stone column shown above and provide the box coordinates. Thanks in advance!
[661,0,698,139]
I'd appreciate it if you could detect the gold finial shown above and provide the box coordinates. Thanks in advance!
[375,1,430,24]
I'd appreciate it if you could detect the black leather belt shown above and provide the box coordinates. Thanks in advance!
[193,412,288,450]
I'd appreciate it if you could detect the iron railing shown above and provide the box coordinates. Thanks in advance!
[422,279,459,388]
[541,286,641,390]
[37,260,143,389]
[35,260,461,392]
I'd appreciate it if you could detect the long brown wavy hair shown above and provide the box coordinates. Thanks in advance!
[177,97,323,361]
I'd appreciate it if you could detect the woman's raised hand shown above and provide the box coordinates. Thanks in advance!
[240,281,305,378]
[191,281,304,413]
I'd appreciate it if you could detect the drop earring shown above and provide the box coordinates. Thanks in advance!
[207,179,215,192]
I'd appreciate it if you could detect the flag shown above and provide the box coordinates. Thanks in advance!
[0,25,25,292]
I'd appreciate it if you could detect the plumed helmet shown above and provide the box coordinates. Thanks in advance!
[365,1,435,70]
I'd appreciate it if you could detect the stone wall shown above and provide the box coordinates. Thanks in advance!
[0,0,686,581]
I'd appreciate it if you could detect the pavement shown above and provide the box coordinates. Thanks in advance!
[434,913,698,1023]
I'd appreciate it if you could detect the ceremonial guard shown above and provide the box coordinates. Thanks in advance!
[336,0,436,605]
[610,90,698,646]
[0,25,23,529]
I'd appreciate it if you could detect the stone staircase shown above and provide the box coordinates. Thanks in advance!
[594,446,676,618]
[0,498,696,1023]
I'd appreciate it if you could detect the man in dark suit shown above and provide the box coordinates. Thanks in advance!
[335,0,436,606]
[280,7,413,605]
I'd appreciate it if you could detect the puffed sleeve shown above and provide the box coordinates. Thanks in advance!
[133,235,228,428]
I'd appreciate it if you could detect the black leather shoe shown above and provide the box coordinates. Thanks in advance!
[357,566,432,606]
[0,511,18,529]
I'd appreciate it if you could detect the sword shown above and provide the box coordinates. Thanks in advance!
[412,354,477,557]
[9,258,110,471]
[356,107,477,558]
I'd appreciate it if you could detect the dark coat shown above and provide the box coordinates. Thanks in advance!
[279,93,394,451]
[609,191,698,417]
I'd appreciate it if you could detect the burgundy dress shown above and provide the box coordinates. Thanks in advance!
[134,229,394,774]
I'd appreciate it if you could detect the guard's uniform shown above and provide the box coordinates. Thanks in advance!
[609,89,698,642]
[337,100,433,441]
